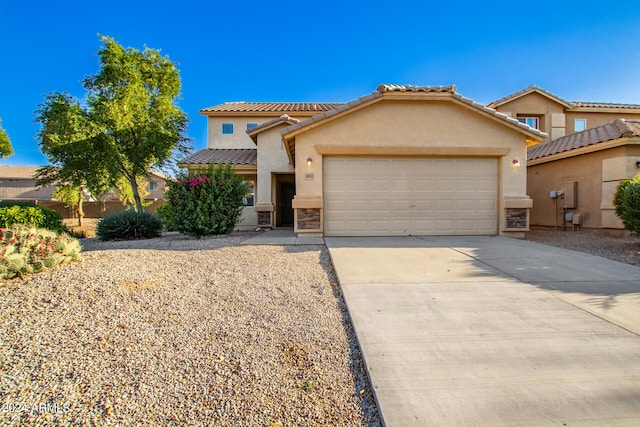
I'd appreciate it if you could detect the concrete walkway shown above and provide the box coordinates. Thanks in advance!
[241,228,324,245]
[325,235,640,426]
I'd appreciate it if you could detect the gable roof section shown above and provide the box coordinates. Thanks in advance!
[247,114,300,144]
[280,84,547,166]
[528,119,640,162]
[282,84,547,140]
[488,85,574,109]
[178,148,257,167]
[200,102,343,116]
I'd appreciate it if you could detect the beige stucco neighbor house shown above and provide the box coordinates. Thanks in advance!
[184,84,547,237]
[527,119,640,230]
[488,85,640,142]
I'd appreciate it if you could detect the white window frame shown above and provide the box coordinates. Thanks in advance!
[574,119,587,132]
[148,181,158,191]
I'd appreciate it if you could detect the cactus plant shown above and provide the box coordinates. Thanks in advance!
[0,225,81,280]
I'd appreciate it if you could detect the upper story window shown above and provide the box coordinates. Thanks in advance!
[222,123,234,135]
[517,116,539,129]
[246,123,258,131]
[148,181,158,191]
[574,119,587,132]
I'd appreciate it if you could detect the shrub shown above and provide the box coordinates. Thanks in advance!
[0,201,36,208]
[166,164,249,237]
[613,174,640,236]
[0,205,66,233]
[0,225,81,280]
[96,210,163,241]
[156,203,175,231]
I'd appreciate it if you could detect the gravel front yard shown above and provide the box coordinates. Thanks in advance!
[0,232,381,426]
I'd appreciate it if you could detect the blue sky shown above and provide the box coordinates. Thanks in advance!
[1,0,640,166]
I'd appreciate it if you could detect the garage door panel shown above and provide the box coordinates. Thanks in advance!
[324,157,498,236]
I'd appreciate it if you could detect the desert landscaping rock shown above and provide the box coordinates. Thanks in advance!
[0,232,381,426]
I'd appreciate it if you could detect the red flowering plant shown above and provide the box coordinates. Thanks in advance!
[167,164,249,237]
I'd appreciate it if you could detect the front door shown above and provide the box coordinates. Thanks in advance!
[279,182,295,226]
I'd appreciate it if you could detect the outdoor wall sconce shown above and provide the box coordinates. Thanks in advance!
[306,157,313,166]
[636,160,640,168]
[512,159,521,169]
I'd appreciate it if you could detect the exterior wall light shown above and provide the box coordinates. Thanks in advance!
[636,160,640,168]
[512,159,521,169]
[306,157,313,166]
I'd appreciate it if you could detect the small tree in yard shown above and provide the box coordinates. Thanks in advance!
[167,164,248,237]
[613,174,640,236]
[0,117,14,158]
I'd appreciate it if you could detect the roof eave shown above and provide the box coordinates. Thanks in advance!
[528,136,640,166]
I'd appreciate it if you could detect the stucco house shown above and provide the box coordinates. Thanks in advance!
[0,166,168,217]
[182,84,546,237]
[527,119,640,230]
[488,85,640,142]
[179,102,341,228]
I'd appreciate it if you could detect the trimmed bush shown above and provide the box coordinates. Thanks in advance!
[0,201,36,208]
[0,205,66,233]
[613,174,640,236]
[96,210,163,241]
[156,203,176,231]
[0,225,81,280]
[166,164,249,237]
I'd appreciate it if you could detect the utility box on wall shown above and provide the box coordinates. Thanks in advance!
[560,181,578,209]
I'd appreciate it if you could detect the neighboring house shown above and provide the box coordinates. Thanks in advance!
[183,85,546,238]
[0,166,168,217]
[527,119,640,230]
[0,166,56,200]
[488,85,640,141]
[179,102,341,228]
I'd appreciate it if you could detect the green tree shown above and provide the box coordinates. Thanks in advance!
[0,117,14,158]
[83,35,190,213]
[35,93,109,227]
[111,174,151,209]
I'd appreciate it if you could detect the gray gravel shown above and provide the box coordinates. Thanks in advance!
[526,228,640,267]
[0,232,381,426]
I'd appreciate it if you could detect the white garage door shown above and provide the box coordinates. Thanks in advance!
[323,157,498,236]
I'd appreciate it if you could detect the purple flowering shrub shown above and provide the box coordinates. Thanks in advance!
[166,164,249,237]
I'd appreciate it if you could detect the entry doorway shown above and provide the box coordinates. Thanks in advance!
[275,174,295,226]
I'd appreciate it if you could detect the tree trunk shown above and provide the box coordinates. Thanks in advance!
[130,175,144,213]
[76,189,85,227]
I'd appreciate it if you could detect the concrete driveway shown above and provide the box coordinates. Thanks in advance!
[325,235,640,426]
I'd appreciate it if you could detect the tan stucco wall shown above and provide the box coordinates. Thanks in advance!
[207,116,271,149]
[565,111,640,133]
[256,126,294,208]
[527,145,640,229]
[293,99,532,236]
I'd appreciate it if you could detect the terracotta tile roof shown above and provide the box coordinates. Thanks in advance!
[200,102,343,114]
[528,119,640,161]
[488,85,573,109]
[571,101,640,109]
[489,85,640,111]
[283,84,547,140]
[179,149,257,166]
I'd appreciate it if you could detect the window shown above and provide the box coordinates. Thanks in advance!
[517,116,539,129]
[574,119,587,132]
[246,123,258,131]
[222,123,234,134]
[148,181,158,191]
[243,181,255,207]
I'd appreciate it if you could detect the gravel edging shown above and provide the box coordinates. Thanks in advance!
[1,232,382,426]
[526,229,640,267]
